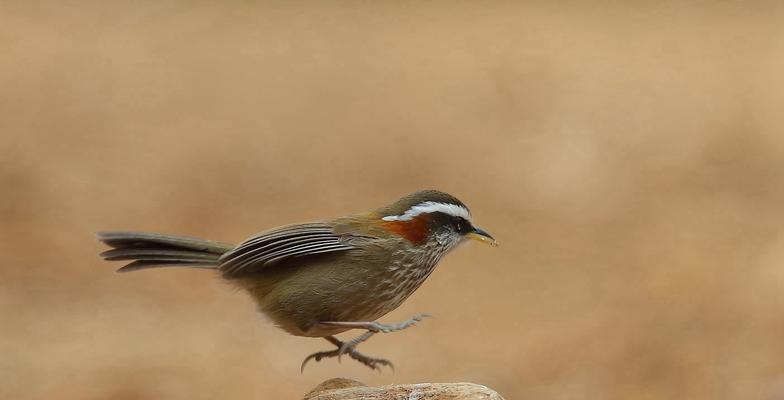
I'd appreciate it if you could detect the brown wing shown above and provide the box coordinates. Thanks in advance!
[218,222,364,277]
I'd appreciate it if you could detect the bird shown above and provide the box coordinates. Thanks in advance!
[97,189,497,371]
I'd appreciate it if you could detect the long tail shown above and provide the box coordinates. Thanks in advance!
[97,231,234,273]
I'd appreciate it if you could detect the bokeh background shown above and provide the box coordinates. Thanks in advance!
[3,2,784,399]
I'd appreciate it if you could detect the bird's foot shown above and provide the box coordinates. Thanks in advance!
[301,313,431,372]
[301,335,394,372]
[344,348,394,372]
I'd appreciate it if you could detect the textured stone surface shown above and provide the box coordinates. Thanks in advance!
[304,378,504,400]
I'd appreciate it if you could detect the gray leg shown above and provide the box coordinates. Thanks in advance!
[318,313,431,333]
[338,331,376,357]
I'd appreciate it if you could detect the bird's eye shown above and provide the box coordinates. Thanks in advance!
[454,219,468,234]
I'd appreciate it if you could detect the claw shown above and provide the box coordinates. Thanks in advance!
[300,349,339,373]
[347,350,394,372]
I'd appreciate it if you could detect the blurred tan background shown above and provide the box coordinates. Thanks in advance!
[2,1,784,399]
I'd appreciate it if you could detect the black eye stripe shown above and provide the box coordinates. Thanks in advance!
[453,217,470,234]
[428,212,471,234]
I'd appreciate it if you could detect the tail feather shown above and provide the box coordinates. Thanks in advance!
[100,248,222,262]
[116,260,219,274]
[98,231,233,253]
[97,231,234,273]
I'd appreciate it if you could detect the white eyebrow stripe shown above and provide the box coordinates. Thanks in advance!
[382,201,471,222]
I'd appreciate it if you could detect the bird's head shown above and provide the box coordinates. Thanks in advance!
[377,190,497,249]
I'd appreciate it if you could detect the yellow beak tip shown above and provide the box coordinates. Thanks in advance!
[467,232,498,247]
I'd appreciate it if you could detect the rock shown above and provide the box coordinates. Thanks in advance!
[306,378,367,396]
[304,378,504,400]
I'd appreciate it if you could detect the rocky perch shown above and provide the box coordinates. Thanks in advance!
[304,378,504,400]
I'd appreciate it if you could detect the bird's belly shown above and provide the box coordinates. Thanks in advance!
[246,258,438,337]
[334,266,432,322]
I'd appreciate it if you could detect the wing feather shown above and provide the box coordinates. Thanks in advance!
[219,222,361,277]
[222,235,317,266]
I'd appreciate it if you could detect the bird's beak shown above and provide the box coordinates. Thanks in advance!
[466,226,498,247]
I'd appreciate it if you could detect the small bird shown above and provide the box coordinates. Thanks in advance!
[98,190,496,371]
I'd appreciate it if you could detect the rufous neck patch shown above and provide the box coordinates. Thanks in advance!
[381,214,430,245]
